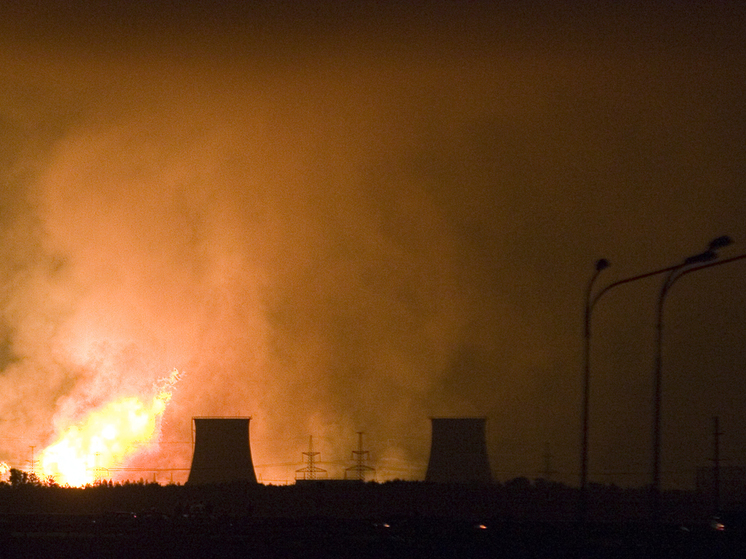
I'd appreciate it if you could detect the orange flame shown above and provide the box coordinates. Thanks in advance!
[40,368,182,486]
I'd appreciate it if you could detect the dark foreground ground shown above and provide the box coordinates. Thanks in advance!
[1,480,745,557]
[1,514,745,559]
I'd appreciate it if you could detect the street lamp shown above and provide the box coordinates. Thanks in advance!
[578,258,684,523]
[578,236,736,523]
[579,258,609,521]
[651,236,733,522]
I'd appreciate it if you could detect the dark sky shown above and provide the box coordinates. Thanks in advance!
[0,1,745,486]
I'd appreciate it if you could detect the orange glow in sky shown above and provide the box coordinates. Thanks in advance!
[0,3,744,490]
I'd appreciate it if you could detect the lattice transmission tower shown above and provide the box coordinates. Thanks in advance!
[345,432,374,481]
[295,435,327,481]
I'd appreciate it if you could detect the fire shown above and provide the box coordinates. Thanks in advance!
[40,369,182,486]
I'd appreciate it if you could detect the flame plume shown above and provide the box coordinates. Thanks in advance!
[40,369,183,486]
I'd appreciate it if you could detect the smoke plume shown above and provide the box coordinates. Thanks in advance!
[0,3,745,486]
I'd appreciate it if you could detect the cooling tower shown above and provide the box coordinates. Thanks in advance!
[425,417,492,484]
[187,417,258,484]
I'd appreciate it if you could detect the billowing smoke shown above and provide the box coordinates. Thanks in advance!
[0,3,745,486]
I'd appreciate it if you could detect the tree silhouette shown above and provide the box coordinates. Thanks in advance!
[9,468,41,487]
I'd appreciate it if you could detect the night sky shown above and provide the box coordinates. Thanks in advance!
[1,1,745,487]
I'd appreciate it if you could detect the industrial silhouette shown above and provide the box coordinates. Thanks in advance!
[345,431,375,481]
[184,416,492,485]
[295,435,327,481]
[187,417,257,484]
[425,417,492,484]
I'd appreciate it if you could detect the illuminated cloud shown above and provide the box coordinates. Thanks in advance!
[0,3,744,486]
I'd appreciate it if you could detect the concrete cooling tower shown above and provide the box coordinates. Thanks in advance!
[425,417,492,484]
[187,417,258,484]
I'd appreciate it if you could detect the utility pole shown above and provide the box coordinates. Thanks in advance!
[543,443,557,481]
[295,436,326,481]
[345,432,374,481]
[28,446,36,474]
[304,436,319,480]
[712,416,723,516]
[94,452,101,482]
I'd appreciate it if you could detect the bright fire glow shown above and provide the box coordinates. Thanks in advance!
[40,369,182,486]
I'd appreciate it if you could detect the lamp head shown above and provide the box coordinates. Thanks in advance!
[709,235,733,251]
[595,258,610,271]
[684,250,717,265]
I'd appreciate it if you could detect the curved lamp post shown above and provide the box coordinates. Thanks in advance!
[651,235,733,522]
[579,258,609,521]
[579,259,683,522]
[579,236,737,523]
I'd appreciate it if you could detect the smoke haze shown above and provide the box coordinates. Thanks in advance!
[0,2,745,486]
